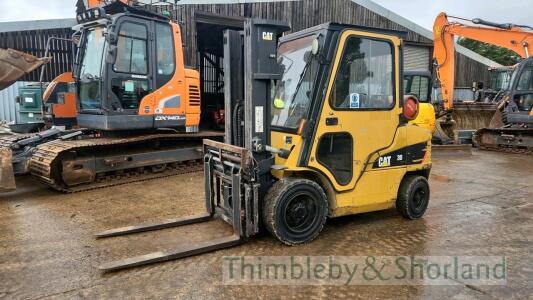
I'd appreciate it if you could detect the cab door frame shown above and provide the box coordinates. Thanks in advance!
[104,15,155,115]
[306,28,404,193]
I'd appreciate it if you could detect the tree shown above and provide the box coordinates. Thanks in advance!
[458,38,521,66]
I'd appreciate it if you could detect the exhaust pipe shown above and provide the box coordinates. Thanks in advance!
[0,147,16,192]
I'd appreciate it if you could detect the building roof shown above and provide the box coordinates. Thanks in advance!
[0,0,501,67]
[0,19,77,33]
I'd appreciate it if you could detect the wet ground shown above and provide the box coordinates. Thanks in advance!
[0,150,531,299]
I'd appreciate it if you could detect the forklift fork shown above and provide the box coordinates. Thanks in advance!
[96,140,256,272]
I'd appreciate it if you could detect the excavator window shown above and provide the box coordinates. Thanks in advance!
[110,79,149,109]
[79,27,105,110]
[114,22,148,75]
[155,22,175,88]
[331,37,394,110]
[489,69,512,91]
[110,21,150,110]
[517,60,533,91]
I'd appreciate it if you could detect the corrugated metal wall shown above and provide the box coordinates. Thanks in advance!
[0,82,27,123]
[0,28,75,82]
[162,0,435,68]
[454,51,491,88]
[404,45,430,71]
[156,0,488,86]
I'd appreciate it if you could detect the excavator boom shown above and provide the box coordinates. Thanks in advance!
[433,12,533,110]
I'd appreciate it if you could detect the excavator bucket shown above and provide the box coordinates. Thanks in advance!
[451,104,496,132]
[0,147,16,192]
[432,103,496,155]
[488,108,505,128]
[433,103,497,144]
[0,48,51,91]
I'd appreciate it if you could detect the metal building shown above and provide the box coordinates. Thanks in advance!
[0,0,502,122]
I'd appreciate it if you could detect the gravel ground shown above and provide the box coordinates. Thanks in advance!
[0,150,531,299]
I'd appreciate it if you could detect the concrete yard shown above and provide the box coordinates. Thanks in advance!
[0,150,531,299]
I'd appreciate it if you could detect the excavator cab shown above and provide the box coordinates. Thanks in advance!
[475,57,533,151]
[97,20,432,272]
[433,12,533,149]
[74,2,200,131]
[490,57,533,125]
[509,58,533,113]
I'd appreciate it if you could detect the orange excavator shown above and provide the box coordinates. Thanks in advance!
[41,72,78,128]
[433,13,533,152]
[0,0,223,192]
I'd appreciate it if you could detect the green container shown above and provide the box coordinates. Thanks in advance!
[17,84,43,123]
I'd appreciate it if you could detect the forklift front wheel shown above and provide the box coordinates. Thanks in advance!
[263,178,328,246]
[396,175,430,219]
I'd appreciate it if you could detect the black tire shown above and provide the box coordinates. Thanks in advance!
[396,175,430,219]
[263,178,328,245]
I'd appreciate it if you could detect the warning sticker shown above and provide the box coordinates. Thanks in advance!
[255,106,264,133]
[349,93,360,109]
[124,81,134,92]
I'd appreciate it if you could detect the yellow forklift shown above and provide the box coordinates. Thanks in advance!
[97,19,433,271]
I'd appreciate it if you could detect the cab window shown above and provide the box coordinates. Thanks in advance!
[271,35,319,129]
[404,75,430,102]
[111,21,150,109]
[155,22,175,88]
[114,22,148,75]
[331,37,394,110]
[517,60,533,91]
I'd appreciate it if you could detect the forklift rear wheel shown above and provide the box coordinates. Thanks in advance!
[396,175,430,219]
[263,178,328,245]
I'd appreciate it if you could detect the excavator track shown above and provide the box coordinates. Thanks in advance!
[43,159,204,193]
[0,133,34,148]
[28,131,224,193]
[474,128,533,155]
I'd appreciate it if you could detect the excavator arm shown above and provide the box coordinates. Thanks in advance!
[433,12,533,110]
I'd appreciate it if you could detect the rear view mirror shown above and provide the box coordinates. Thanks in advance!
[105,31,118,45]
[106,45,118,64]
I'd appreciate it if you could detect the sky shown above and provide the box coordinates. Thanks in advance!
[372,0,531,30]
[0,0,530,30]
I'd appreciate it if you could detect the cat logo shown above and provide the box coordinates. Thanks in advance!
[262,32,273,41]
[378,156,392,168]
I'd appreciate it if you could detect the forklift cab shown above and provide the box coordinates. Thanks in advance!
[269,24,431,223]
[404,70,432,103]
[403,70,436,133]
